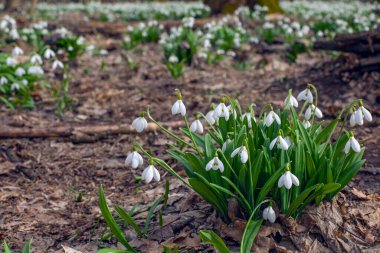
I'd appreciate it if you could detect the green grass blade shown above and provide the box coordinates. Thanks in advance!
[143,196,163,236]
[21,239,32,253]
[240,218,263,253]
[4,241,11,253]
[114,205,143,237]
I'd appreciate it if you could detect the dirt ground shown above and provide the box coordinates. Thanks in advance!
[0,17,379,253]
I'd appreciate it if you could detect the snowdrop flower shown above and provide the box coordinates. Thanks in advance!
[0,77,8,85]
[242,111,255,128]
[222,138,232,152]
[141,162,160,184]
[205,107,216,125]
[190,118,203,134]
[44,48,55,59]
[125,149,143,169]
[303,120,311,129]
[28,66,44,75]
[231,146,248,163]
[284,93,298,108]
[12,46,23,56]
[171,89,186,116]
[132,113,148,133]
[262,206,276,223]
[52,60,64,70]
[350,107,358,127]
[15,67,25,76]
[344,132,361,154]
[297,86,313,103]
[168,55,178,63]
[11,82,20,91]
[206,156,224,172]
[30,54,43,65]
[270,134,289,150]
[355,100,372,125]
[278,167,299,190]
[305,104,323,120]
[214,100,230,121]
[265,110,281,127]
[6,57,17,67]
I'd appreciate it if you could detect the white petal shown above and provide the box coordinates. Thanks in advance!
[179,101,186,116]
[355,110,363,125]
[270,137,277,150]
[297,89,307,101]
[218,160,224,172]
[153,167,160,181]
[197,120,204,134]
[131,154,139,169]
[265,114,274,127]
[143,166,154,183]
[262,208,269,220]
[206,111,215,125]
[190,121,197,133]
[344,140,351,154]
[278,175,284,188]
[273,112,281,125]
[291,96,298,107]
[268,207,276,223]
[284,171,292,189]
[231,147,241,158]
[171,101,180,115]
[350,113,356,127]
[315,107,323,118]
[350,137,361,153]
[206,159,214,171]
[305,107,312,120]
[278,136,289,150]
[222,140,230,152]
[136,153,143,166]
[240,148,248,163]
[290,173,299,186]
[361,107,372,122]
[125,153,132,166]
[307,92,313,103]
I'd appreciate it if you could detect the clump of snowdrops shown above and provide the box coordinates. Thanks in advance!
[122,21,164,50]
[127,84,370,250]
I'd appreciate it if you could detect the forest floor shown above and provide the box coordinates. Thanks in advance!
[0,16,379,253]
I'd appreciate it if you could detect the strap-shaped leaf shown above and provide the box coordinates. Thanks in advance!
[114,205,142,237]
[199,230,230,253]
[240,218,263,253]
[143,196,163,235]
[21,239,32,253]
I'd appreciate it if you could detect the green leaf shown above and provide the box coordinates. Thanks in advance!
[221,176,252,214]
[256,165,285,205]
[287,184,321,216]
[21,239,32,253]
[4,241,11,253]
[143,196,163,235]
[115,205,143,237]
[199,230,230,253]
[315,119,339,144]
[240,219,263,253]
[98,185,136,252]
[164,179,170,208]
[204,134,216,159]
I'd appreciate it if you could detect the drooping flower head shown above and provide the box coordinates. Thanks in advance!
[354,99,372,125]
[231,146,248,163]
[12,46,23,56]
[344,131,361,154]
[141,160,160,184]
[263,205,276,223]
[297,84,313,103]
[205,104,216,125]
[214,97,230,121]
[305,104,323,120]
[125,147,143,169]
[284,90,298,109]
[278,164,299,190]
[171,89,186,116]
[206,155,224,172]
[190,115,204,134]
[265,106,281,127]
[132,112,148,133]
[270,131,289,151]
[44,48,56,59]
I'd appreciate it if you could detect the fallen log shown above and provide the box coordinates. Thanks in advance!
[0,121,184,141]
[313,30,380,56]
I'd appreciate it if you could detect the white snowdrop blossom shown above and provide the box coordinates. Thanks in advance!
[132,115,148,133]
[214,102,230,121]
[297,87,313,103]
[171,98,186,116]
[305,104,323,120]
[125,150,143,169]
[28,66,44,75]
[231,146,248,163]
[262,206,276,223]
[354,101,372,125]
[12,46,23,56]
[168,55,178,63]
[21,79,28,86]
[11,82,20,91]
[350,108,358,127]
[206,156,224,172]
[15,67,25,76]
[141,164,160,184]
[284,94,298,108]
[0,77,8,85]
[6,57,17,67]
[278,170,299,189]
[242,112,255,128]
[344,134,361,154]
[190,119,204,134]
[44,48,55,59]
[265,110,281,127]
[270,135,289,150]
[303,120,311,129]
[222,139,232,152]
[205,109,216,125]
[30,54,43,65]
[52,60,64,70]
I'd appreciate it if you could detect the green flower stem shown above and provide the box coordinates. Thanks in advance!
[183,116,203,156]
[135,143,190,187]
[298,100,308,119]
[198,112,223,140]
[146,108,196,150]
[217,149,239,180]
